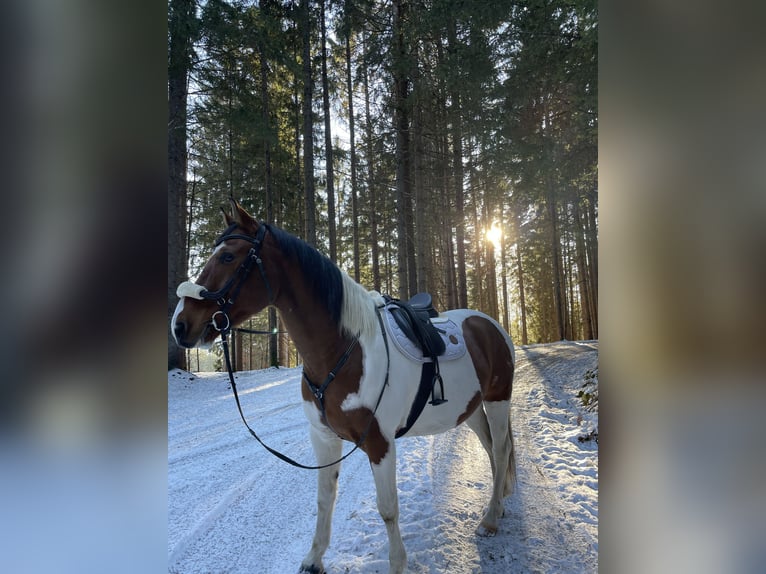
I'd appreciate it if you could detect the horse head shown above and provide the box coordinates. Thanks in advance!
[172,199,274,348]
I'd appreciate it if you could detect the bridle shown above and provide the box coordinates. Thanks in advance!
[197,222,274,331]
[177,222,391,470]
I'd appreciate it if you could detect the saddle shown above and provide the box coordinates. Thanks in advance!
[384,293,449,438]
[386,293,446,358]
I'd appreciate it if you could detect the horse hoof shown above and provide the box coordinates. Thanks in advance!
[299,566,324,574]
[476,522,498,537]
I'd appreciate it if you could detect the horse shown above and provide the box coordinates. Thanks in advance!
[172,199,516,574]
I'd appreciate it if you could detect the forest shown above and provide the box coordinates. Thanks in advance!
[168,0,597,370]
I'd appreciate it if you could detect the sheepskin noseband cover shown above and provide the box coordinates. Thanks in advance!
[176,281,207,300]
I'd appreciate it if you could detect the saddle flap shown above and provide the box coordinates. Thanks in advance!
[383,305,466,363]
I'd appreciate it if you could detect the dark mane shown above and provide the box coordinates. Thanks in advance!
[266,224,344,326]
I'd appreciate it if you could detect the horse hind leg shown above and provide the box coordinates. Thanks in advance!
[476,399,513,537]
[464,406,495,477]
[504,411,517,497]
[466,404,516,498]
[300,425,343,574]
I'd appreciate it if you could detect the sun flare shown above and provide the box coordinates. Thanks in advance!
[486,224,503,249]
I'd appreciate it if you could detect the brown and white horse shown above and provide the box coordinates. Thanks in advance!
[172,200,516,574]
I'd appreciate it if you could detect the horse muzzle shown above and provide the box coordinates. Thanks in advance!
[173,320,193,348]
[172,318,216,349]
[172,287,217,349]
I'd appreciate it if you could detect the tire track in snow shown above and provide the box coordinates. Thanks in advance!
[168,343,598,573]
[168,467,263,571]
[505,342,599,573]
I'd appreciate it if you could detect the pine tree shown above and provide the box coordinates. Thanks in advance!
[172,0,598,371]
[168,0,196,370]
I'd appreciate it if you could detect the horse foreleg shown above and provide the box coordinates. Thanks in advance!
[299,425,343,574]
[477,400,513,537]
[370,443,407,574]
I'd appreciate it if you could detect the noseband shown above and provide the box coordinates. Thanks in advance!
[176,223,274,334]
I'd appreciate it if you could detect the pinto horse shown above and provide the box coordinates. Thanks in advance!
[172,200,516,574]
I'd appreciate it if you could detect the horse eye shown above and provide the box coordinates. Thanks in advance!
[220,252,235,264]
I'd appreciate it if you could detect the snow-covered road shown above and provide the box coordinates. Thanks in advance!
[169,341,598,573]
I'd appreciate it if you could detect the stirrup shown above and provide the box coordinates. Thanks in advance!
[429,372,448,406]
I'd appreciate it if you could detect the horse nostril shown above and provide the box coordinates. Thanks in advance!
[174,321,186,342]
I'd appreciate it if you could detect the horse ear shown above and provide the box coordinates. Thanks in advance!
[222,199,257,230]
[221,205,234,227]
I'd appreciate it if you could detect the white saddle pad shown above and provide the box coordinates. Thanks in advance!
[382,304,467,363]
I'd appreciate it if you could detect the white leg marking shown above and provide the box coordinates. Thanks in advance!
[370,444,407,574]
[477,400,513,536]
[300,425,343,573]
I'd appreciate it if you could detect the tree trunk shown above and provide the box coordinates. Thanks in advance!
[451,107,467,309]
[185,168,196,284]
[227,89,234,198]
[320,1,336,261]
[404,177,417,298]
[346,32,360,281]
[565,231,577,339]
[293,75,304,237]
[499,210,510,333]
[451,110,468,309]
[362,33,380,291]
[385,216,394,294]
[439,131,456,309]
[585,193,598,338]
[547,183,565,340]
[516,242,528,346]
[412,76,428,294]
[574,200,594,340]
[483,200,499,321]
[301,0,316,246]
[447,23,468,310]
[393,0,411,298]
[444,218,457,309]
[168,0,193,371]
[408,43,427,295]
[544,102,566,341]
[279,317,290,368]
[259,9,279,367]
[234,329,243,371]
[467,151,483,310]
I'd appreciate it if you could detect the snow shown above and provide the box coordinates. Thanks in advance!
[168,340,598,573]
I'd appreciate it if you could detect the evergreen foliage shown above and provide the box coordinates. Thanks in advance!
[168,0,598,368]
